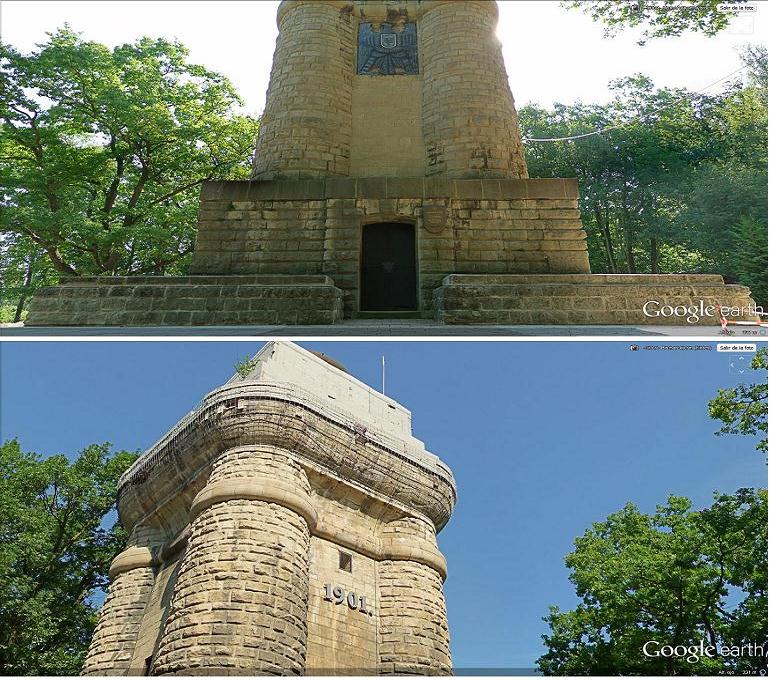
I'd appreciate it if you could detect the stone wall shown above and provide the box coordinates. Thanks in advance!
[129,558,182,673]
[191,179,589,316]
[305,538,379,673]
[25,275,344,326]
[152,447,314,675]
[350,76,425,177]
[434,274,759,325]
[378,518,451,675]
[82,527,162,675]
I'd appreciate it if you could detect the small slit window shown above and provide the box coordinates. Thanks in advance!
[339,551,352,573]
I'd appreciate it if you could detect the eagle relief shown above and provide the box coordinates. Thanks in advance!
[357,22,418,75]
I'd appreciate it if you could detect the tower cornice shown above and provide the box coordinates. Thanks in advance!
[117,382,457,535]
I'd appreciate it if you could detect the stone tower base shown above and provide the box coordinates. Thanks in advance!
[24,178,759,327]
[434,274,758,326]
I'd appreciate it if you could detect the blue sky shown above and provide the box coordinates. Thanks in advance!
[1,340,767,670]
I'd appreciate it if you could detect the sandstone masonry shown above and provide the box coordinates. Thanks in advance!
[82,342,457,675]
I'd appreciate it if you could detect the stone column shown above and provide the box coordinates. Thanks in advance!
[377,517,452,675]
[82,526,161,675]
[252,0,355,179]
[152,446,315,675]
[421,0,529,179]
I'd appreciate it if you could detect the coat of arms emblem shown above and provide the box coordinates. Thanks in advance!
[357,22,419,75]
[380,33,398,49]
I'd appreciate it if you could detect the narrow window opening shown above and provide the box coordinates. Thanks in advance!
[339,551,352,573]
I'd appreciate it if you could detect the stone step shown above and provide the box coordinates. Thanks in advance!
[441,273,728,285]
[353,311,428,320]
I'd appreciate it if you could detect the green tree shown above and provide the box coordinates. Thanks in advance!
[0,439,137,675]
[564,0,751,44]
[520,47,768,302]
[538,489,768,675]
[708,347,768,454]
[0,28,258,291]
[521,76,726,275]
[0,234,57,323]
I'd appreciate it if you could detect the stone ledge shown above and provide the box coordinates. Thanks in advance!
[191,477,318,529]
[441,273,729,285]
[200,177,579,202]
[59,274,336,286]
[108,546,156,579]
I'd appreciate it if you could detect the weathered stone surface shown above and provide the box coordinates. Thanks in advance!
[85,343,456,675]
[434,274,760,325]
[82,526,163,676]
[25,275,344,326]
[378,518,452,675]
[152,449,313,675]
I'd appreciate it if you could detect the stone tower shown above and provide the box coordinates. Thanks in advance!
[26,0,756,327]
[184,0,594,318]
[82,342,456,675]
[253,0,529,180]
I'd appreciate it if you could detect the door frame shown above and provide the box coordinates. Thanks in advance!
[358,217,420,313]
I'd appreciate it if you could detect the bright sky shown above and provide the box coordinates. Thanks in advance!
[1,340,766,670]
[1,0,767,116]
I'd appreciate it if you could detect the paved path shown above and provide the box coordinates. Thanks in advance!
[3,320,764,337]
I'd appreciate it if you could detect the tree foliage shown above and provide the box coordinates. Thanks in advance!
[538,489,768,675]
[709,347,768,454]
[0,439,137,675]
[0,28,258,316]
[564,0,752,44]
[520,47,768,305]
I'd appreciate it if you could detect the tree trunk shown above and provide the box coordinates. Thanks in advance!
[13,255,35,323]
[620,200,636,274]
[594,204,617,273]
[650,237,659,274]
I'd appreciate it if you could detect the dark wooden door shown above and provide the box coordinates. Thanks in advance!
[360,222,417,311]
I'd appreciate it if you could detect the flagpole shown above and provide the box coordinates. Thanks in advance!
[382,355,385,394]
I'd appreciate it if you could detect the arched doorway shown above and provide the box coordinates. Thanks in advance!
[360,222,417,312]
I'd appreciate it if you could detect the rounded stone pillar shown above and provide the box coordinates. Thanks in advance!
[377,517,452,675]
[152,446,315,675]
[82,526,161,675]
[422,0,529,179]
[252,0,355,179]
